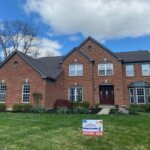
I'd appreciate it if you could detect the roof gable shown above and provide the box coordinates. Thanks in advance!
[61,47,94,63]
[78,36,122,60]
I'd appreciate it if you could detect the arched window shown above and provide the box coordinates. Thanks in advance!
[22,84,31,103]
[68,87,83,102]
[69,63,83,76]
[0,83,7,102]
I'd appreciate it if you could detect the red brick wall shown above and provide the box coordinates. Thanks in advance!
[0,54,47,109]
[80,40,124,106]
[56,39,125,106]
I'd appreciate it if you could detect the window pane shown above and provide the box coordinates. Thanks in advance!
[142,64,150,76]
[76,88,83,102]
[69,64,75,76]
[68,87,83,102]
[0,84,6,102]
[22,84,30,102]
[69,88,75,101]
[98,63,113,76]
[126,65,134,76]
[136,88,145,104]
[76,64,83,76]
[69,64,83,76]
[129,89,135,104]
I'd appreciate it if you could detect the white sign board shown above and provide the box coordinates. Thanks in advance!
[82,120,103,136]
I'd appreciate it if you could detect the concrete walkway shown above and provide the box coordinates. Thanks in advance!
[97,105,114,115]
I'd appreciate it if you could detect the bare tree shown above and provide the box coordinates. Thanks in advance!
[0,20,38,59]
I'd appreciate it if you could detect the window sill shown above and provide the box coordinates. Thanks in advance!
[0,101,5,103]
[22,102,30,103]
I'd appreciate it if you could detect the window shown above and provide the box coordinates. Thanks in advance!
[142,64,150,76]
[126,65,134,76]
[0,84,6,102]
[136,88,145,104]
[68,87,83,102]
[22,84,30,103]
[69,64,83,76]
[146,88,150,104]
[98,63,114,76]
[129,88,135,104]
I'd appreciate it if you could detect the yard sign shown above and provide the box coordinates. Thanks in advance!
[82,120,103,136]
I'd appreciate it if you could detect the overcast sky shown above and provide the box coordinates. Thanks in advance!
[0,0,150,57]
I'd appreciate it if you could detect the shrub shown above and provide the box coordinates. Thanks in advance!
[0,103,6,112]
[22,104,32,112]
[81,101,90,109]
[32,92,42,107]
[109,108,118,114]
[129,104,150,112]
[31,107,47,113]
[71,101,81,109]
[57,107,70,114]
[54,99,72,109]
[74,107,89,114]
[12,104,22,112]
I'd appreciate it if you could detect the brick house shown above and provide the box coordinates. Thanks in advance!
[0,37,150,109]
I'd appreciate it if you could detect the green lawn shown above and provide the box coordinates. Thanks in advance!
[0,113,150,150]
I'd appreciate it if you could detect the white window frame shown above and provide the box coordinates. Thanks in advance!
[69,63,83,76]
[22,84,31,103]
[129,88,135,104]
[98,63,114,76]
[68,87,83,102]
[136,88,146,104]
[142,64,150,76]
[126,65,134,77]
[0,84,7,103]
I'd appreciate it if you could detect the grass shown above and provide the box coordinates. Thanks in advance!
[0,113,150,150]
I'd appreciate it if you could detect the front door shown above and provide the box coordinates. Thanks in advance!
[99,85,114,105]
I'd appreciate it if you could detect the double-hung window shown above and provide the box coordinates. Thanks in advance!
[0,84,6,102]
[22,84,30,103]
[68,87,83,102]
[129,88,134,104]
[69,63,83,76]
[98,63,114,76]
[126,65,134,76]
[142,64,150,76]
[136,88,145,104]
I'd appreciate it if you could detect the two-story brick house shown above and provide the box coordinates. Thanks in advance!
[0,37,150,109]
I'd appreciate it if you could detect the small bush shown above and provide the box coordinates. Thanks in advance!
[31,107,47,113]
[129,104,150,112]
[71,101,81,109]
[74,107,89,114]
[81,101,90,109]
[22,104,32,112]
[109,108,118,114]
[12,104,22,112]
[0,103,6,112]
[57,107,70,114]
[54,99,72,109]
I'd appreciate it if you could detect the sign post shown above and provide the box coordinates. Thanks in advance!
[82,119,103,136]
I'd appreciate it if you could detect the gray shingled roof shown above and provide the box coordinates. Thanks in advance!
[18,51,64,80]
[38,56,64,79]
[115,50,150,63]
